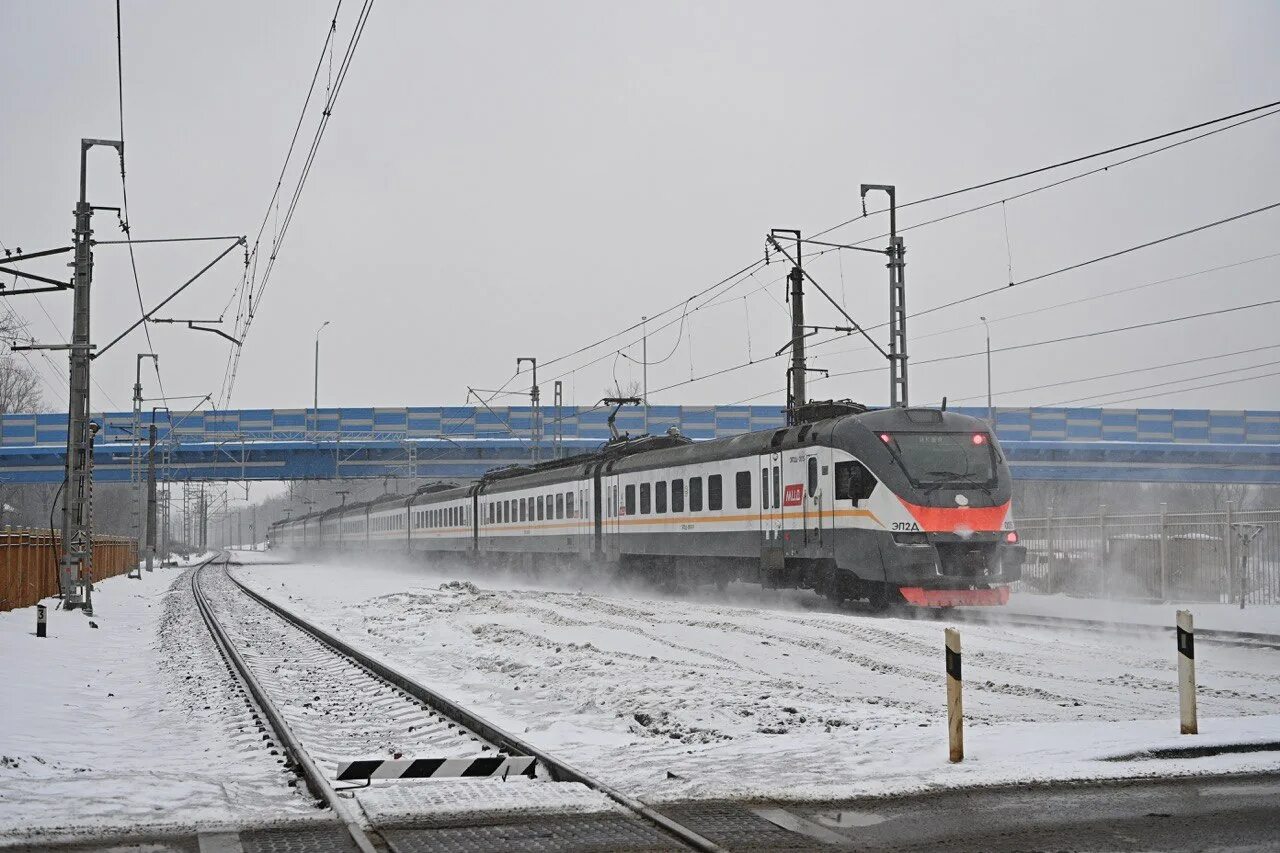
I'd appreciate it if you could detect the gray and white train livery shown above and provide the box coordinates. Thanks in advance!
[270,405,1025,607]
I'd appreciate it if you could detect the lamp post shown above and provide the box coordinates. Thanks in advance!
[313,320,330,436]
[980,316,993,426]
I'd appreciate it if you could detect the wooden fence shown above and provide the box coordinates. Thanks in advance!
[0,530,138,612]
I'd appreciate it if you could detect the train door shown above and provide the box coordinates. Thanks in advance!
[760,451,783,543]
[760,451,785,585]
[578,479,592,557]
[602,471,621,561]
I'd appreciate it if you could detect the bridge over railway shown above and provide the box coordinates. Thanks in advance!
[0,405,1277,484]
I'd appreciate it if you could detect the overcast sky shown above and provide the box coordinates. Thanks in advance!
[2,0,1278,417]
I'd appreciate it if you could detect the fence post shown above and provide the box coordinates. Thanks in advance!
[1046,505,1056,594]
[1176,609,1197,734]
[1224,500,1234,606]
[1098,503,1109,598]
[1158,502,1169,601]
[945,627,963,762]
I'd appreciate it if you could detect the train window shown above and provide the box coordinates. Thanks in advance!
[566,492,575,518]
[689,477,702,511]
[537,496,545,521]
[708,475,722,511]
[625,484,636,516]
[503,501,510,524]
[807,457,819,497]
[640,483,651,514]
[736,471,751,509]
[655,481,667,514]
[519,499,527,522]
[835,461,876,502]
[556,493,565,519]
[761,467,769,509]
[772,465,780,508]
[487,503,494,525]
[671,478,684,513]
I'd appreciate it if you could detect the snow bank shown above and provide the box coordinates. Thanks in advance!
[0,564,316,845]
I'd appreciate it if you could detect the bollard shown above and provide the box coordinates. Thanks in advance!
[1176,610,1197,734]
[945,627,963,762]
[36,604,47,638]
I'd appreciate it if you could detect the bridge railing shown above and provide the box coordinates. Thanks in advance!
[1017,508,1280,605]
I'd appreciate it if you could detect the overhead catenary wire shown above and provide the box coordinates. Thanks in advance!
[947,342,1280,404]
[114,0,169,412]
[475,99,1280,403]
[219,0,373,408]
[1068,367,1280,409]
[726,296,1280,403]
[1042,357,1280,408]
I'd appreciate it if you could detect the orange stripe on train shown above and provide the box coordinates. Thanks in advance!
[896,498,1010,533]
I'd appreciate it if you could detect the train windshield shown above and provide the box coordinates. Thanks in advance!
[886,432,996,488]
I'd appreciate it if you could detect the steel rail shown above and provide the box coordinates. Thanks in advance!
[223,559,728,853]
[191,555,379,853]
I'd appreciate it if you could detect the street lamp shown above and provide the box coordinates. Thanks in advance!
[313,320,330,436]
[980,316,993,426]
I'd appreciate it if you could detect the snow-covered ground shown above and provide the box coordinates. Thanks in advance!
[0,560,317,846]
[234,553,1280,803]
[1003,591,1280,634]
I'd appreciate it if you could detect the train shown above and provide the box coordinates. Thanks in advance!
[270,401,1025,607]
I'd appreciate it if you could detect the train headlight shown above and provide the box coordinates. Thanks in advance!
[972,433,987,445]
[1005,530,1019,544]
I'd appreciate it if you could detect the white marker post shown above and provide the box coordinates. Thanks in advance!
[945,627,963,762]
[1176,610,1197,734]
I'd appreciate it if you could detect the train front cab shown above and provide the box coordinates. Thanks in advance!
[822,409,1025,606]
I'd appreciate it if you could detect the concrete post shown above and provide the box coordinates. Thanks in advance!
[1176,610,1197,734]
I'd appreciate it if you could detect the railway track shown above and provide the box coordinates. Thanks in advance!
[191,553,726,853]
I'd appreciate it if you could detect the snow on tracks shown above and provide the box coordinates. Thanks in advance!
[231,560,1280,803]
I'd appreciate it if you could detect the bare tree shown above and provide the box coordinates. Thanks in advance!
[0,314,46,528]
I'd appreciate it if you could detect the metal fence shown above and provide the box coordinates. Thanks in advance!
[1017,506,1280,606]
[0,530,138,612]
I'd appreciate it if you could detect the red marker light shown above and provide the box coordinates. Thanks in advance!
[880,433,891,443]
[1006,531,1019,544]
[972,433,987,445]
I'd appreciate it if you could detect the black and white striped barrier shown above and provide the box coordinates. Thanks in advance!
[945,627,963,763]
[336,755,537,782]
[1177,609,1197,735]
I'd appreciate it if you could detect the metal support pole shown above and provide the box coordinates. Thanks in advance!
[313,320,330,438]
[145,423,157,571]
[945,628,963,762]
[1176,610,1197,734]
[553,380,563,458]
[1046,504,1056,594]
[59,137,123,609]
[860,184,908,407]
[518,357,539,463]
[1225,499,1234,606]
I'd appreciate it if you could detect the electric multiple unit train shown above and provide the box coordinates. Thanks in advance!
[270,403,1025,607]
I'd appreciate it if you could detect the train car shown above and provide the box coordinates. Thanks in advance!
[270,404,1025,607]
